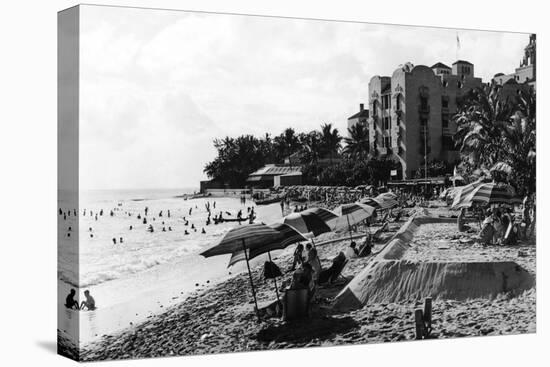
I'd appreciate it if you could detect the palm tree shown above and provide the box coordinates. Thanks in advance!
[454,84,536,195]
[343,123,369,160]
[319,123,342,164]
[453,85,514,172]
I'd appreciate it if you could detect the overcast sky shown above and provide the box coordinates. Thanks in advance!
[78,5,529,190]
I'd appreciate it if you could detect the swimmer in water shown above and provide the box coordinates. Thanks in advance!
[201,228,206,234]
[112,238,117,245]
[184,230,189,235]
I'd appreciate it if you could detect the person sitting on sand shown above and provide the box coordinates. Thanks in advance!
[318,252,347,284]
[358,234,373,257]
[184,230,189,235]
[65,289,79,310]
[479,209,495,245]
[344,241,359,259]
[168,226,172,231]
[112,238,117,245]
[148,224,154,233]
[191,224,195,230]
[201,228,206,234]
[80,290,96,311]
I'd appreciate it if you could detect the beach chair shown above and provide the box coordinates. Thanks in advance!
[282,288,310,321]
[372,222,389,242]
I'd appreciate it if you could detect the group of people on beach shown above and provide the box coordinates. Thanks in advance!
[65,289,96,311]
[285,233,374,301]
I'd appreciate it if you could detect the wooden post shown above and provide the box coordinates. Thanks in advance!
[242,239,260,321]
[415,309,425,340]
[423,297,432,337]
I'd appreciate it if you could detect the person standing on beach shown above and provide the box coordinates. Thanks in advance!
[144,207,148,216]
[280,199,285,216]
[291,244,304,270]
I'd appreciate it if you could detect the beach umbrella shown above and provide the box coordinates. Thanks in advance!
[200,223,284,319]
[227,223,308,267]
[331,203,375,240]
[361,195,398,210]
[466,183,522,206]
[227,223,308,305]
[280,207,338,237]
[451,180,484,209]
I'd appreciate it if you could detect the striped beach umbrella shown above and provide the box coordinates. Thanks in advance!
[227,223,308,267]
[467,183,522,206]
[226,222,308,306]
[200,223,282,257]
[451,182,480,209]
[281,207,338,236]
[361,195,398,209]
[331,203,376,239]
[200,223,284,319]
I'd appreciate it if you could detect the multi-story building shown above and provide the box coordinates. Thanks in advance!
[367,60,483,179]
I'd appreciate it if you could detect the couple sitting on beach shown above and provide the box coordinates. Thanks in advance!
[478,207,518,246]
[65,289,96,311]
[344,236,373,259]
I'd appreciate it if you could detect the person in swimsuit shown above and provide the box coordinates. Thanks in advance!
[65,289,79,310]
[80,290,96,311]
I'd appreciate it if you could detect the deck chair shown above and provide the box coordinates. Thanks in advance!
[372,222,389,241]
[282,288,309,321]
[318,259,349,285]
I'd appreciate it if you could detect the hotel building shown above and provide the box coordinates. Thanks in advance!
[367,60,483,179]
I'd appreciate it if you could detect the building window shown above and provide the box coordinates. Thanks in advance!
[383,116,391,130]
[442,96,449,108]
[442,113,449,128]
[420,117,427,127]
[372,100,379,117]
[420,96,428,111]
[395,94,402,112]
[384,136,391,148]
[381,94,391,110]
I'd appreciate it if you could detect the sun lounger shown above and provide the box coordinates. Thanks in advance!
[282,288,309,321]
[372,222,389,241]
[319,259,349,285]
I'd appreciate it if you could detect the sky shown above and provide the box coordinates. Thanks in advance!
[78,5,530,190]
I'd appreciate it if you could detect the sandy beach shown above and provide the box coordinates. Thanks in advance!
[71,203,536,361]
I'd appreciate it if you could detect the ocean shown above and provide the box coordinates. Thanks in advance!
[58,188,283,343]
